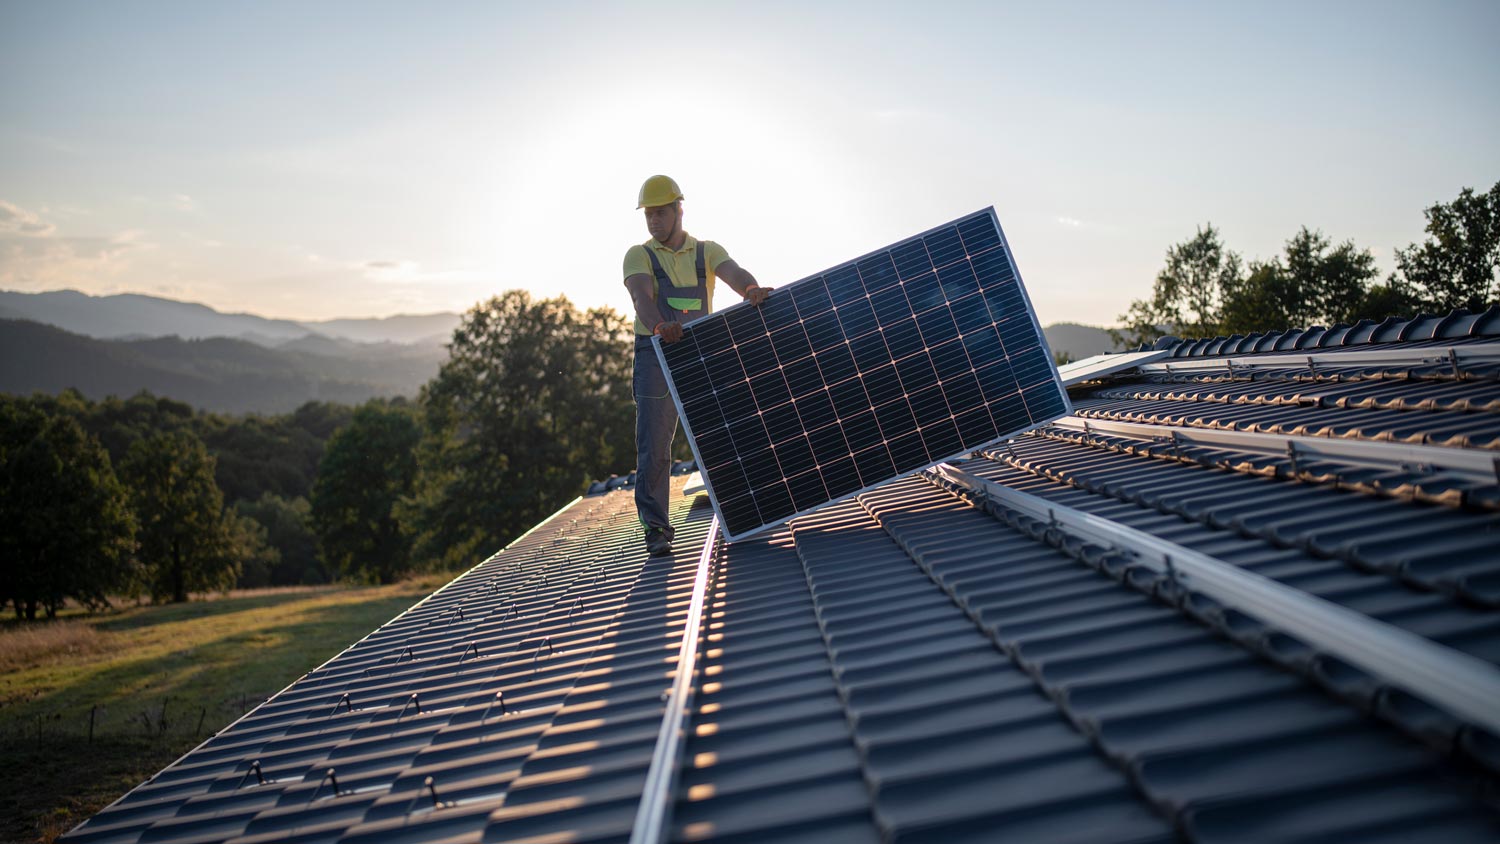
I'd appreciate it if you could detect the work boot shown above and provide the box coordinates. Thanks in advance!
[645,528,673,557]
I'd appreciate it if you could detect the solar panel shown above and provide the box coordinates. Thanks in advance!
[656,208,1070,540]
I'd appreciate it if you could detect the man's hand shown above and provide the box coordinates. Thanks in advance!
[655,321,684,343]
[745,285,772,307]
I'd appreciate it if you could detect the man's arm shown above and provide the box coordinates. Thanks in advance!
[626,272,683,342]
[717,260,771,306]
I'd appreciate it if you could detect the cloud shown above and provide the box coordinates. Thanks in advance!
[364,260,399,269]
[171,194,197,212]
[0,200,57,236]
[0,202,147,289]
[1056,216,1083,228]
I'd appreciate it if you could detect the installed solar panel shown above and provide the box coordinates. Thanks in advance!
[657,208,1069,540]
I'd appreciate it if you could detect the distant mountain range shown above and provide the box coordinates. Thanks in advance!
[0,289,1119,414]
[0,318,447,414]
[0,289,462,347]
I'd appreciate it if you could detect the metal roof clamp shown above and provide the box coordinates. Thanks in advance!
[403,775,453,813]
[1170,430,1184,462]
[481,691,507,724]
[449,607,465,625]
[1286,441,1301,480]
[392,694,421,733]
[398,644,416,663]
[1160,555,1185,604]
[458,642,481,670]
[235,760,268,790]
[307,768,341,804]
[1044,507,1063,547]
[328,693,353,718]
[569,598,583,622]
[533,637,553,674]
[1449,348,1465,380]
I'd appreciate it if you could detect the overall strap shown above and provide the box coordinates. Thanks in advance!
[641,243,710,323]
[641,245,679,325]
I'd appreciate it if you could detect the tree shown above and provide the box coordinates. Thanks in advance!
[120,431,240,602]
[1393,182,1500,312]
[0,398,137,619]
[227,509,281,589]
[405,291,635,568]
[237,493,324,585]
[311,401,420,583]
[1218,228,1379,334]
[1114,223,1243,347]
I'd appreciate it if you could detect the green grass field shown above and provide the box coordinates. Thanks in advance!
[0,576,451,844]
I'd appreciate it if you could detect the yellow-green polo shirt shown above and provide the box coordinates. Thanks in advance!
[623,233,732,336]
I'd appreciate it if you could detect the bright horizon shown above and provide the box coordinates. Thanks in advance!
[2,0,1497,326]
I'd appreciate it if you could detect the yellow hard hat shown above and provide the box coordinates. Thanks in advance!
[637,175,684,209]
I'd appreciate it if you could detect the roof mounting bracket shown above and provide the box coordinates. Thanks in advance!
[927,462,1500,737]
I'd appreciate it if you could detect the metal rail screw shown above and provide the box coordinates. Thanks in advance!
[1448,348,1464,379]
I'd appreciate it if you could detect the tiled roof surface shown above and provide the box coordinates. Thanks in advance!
[66,316,1500,843]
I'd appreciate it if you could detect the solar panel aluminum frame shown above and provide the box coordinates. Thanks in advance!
[654,207,1071,542]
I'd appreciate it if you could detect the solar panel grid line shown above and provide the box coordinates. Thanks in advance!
[657,208,1071,541]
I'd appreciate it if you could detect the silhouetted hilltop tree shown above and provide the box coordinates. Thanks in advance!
[405,291,634,568]
[1393,181,1500,312]
[1115,224,1242,346]
[1219,228,1380,334]
[1114,184,1497,345]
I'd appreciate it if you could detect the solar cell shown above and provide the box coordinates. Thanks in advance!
[657,208,1070,540]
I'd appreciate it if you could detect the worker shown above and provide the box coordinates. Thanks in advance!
[624,175,770,556]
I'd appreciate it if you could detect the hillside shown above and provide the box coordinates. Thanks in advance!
[0,289,462,347]
[0,319,446,413]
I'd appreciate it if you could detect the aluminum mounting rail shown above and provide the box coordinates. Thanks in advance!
[629,514,721,844]
[1138,341,1500,374]
[1056,350,1170,386]
[1050,416,1500,483]
[928,462,1500,737]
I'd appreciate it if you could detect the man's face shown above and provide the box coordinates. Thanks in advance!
[644,202,680,243]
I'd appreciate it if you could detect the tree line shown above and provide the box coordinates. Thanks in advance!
[1,291,635,619]
[1113,181,1500,347]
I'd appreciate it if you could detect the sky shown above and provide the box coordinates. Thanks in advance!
[1,0,1497,327]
